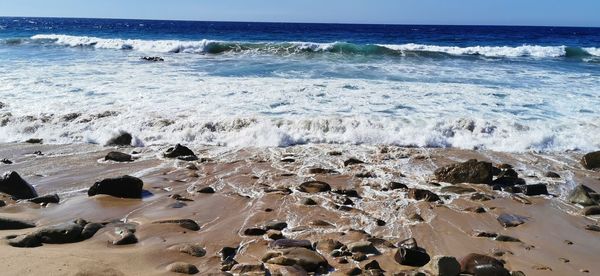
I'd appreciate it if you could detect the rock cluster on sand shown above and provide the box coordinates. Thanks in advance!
[7,219,103,248]
[87,175,144,198]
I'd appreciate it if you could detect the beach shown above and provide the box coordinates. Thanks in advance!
[1,142,599,275]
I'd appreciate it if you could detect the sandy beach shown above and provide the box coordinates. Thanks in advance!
[1,141,599,275]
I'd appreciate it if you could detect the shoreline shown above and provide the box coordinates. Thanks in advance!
[0,142,599,275]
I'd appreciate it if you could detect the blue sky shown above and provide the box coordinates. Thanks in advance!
[1,0,599,27]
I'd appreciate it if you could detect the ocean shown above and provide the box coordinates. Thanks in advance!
[1,17,599,152]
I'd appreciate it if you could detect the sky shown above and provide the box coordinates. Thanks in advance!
[0,0,599,27]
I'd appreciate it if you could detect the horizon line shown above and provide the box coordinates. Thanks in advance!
[1,15,599,29]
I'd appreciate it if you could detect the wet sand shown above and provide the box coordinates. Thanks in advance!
[1,142,599,275]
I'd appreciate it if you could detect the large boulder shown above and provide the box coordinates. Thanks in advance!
[426,255,461,276]
[568,185,598,206]
[581,151,600,170]
[459,253,508,275]
[105,131,132,146]
[0,171,38,199]
[434,159,493,184]
[88,175,143,199]
[394,247,431,267]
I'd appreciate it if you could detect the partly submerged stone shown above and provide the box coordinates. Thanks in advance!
[434,159,493,184]
[163,144,198,160]
[581,151,600,170]
[0,171,38,199]
[568,185,598,206]
[105,131,132,146]
[105,151,133,162]
[88,175,143,199]
[298,181,331,193]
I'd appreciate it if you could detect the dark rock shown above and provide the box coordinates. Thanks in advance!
[582,206,600,216]
[394,247,431,267]
[28,194,60,204]
[345,267,362,275]
[376,219,386,226]
[105,132,132,146]
[440,185,476,194]
[270,239,313,250]
[545,171,561,178]
[352,252,368,261]
[0,171,38,199]
[280,157,295,163]
[301,197,318,205]
[459,253,505,275]
[0,102,4,109]
[581,151,600,170]
[88,175,143,199]
[153,219,200,231]
[497,213,527,227]
[491,176,525,187]
[333,189,361,198]
[495,235,521,242]
[141,56,165,62]
[389,182,408,190]
[0,217,36,230]
[1,159,12,164]
[25,138,43,144]
[516,184,548,196]
[81,222,104,239]
[347,241,378,254]
[465,206,486,213]
[243,227,266,236]
[105,151,133,162]
[266,230,284,240]
[473,231,498,238]
[298,181,331,193]
[434,159,493,184]
[164,144,198,160]
[308,167,337,174]
[35,222,85,244]
[263,247,328,272]
[328,151,342,156]
[355,171,376,178]
[585,224,600,232]
[221,246,238,261]
[166,262,198,274]
[0,200,5,207]
[198,186,215,194]
[344,158,364,166]
[568,185,598,206]
[407,188,440,202]
[470,192,495,201]
[426,255,461,276]
[363,260,382,270]
[472,264,511,276]
[112,228,137,245]
[316,239,344,253]
[310,219,334,227]
[265,221,288,231]
[170,243,207,257]
[7,234,42,247]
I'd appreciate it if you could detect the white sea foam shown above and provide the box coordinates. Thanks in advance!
[583,47,600,56]
[379,43,567,58]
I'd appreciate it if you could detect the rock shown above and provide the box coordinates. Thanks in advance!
[544,171,561,178]
[407,188,440,202]
[298,181,331,193]
[166,262,199,274]
[363,260,382,271]
[263,247,328,272]
[0,217,36,230]
[141,56,165,62]
[0,200,5,207]
[459,253,505,274]
[333,189,361,198]
[105,131,132,146]
[494,235,521,242]
[88,175,143,199]
[164,144,198,160]
[426,255,461,276]
[497,213,527,227]
[81,222,104,239]
[464,206,486,213]
[316,239,344,253]
[329,151,342,156]
[105,151,133,162]
[473,231,498,238]
[301,197,318,205]
[440,185,476,194]
[1,159,12,164]
[434,159,493,184]
[28,194,59,204]
[270,239,313,250]
[7,234,42,247]
[472,264,511,276]
[581,151,600,170]
[352,252,367,261]
[198,186,215,194]
[568,185,598,206]
[470,192,495,201]
[585,224,600,232]
[230,263,265,274]
[0,171,38,199]
[516,184,548,196]
[582,206,600,216]
[243,227,266,236]
[0,102,4,109]
[220,246,238,262]
[394,247,431,267]
[25,138,43,144]
[308,167,337,174]
[310,219,334,227]
[34,222,85,244]
[344,158,364,166]
[345,267,362,275]
[169,243,207,257]
[267,230,284,240]
[281,157,295,163]
[153,219,200,231]
[389,182,408,190]
[347,241,378,254]
[112,228,137,245]
[265,221,288,231]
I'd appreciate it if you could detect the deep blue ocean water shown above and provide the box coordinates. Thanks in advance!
[0,17,599,151]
